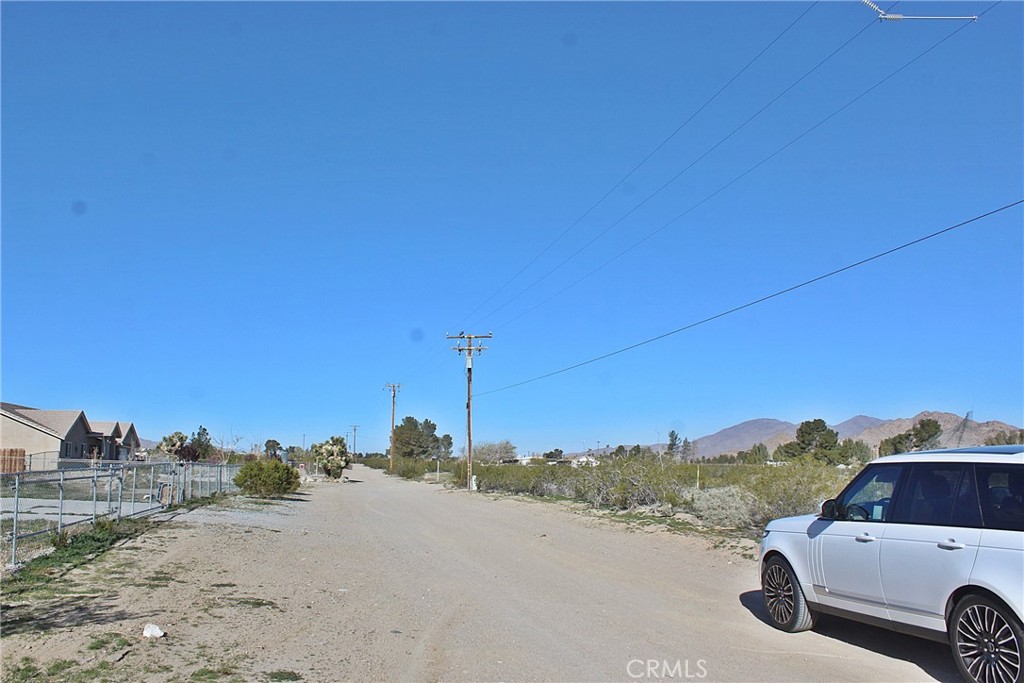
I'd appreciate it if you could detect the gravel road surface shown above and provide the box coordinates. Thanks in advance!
[1,464,958,682]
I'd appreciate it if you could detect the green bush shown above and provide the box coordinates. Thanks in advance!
[233,459,301,498]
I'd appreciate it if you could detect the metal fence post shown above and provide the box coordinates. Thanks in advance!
[131,467,138,516]
[106,467,114,517]
[149,465,155,510]
[92,467,99,523]
[11,474,21,566]
[116,468,124,520]
[58,470,66,535]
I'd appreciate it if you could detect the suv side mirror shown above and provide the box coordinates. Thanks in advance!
[820,499,839,520]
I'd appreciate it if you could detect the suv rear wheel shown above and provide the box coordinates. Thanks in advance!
[762,556,815,633]
[950,594,1023,683]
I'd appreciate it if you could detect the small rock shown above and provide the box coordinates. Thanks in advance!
[143,624,165,638]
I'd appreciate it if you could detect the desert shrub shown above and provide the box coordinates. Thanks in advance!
[360,457,389,471]
[687,486,756,529]
[394,458,432,480]
[571,459,687,510]
[446,454,856,535]
[362,457,457,480]
[473,463,578,497]
[450,460,469,488]
[233,459,300,498]
[741,463,851,528]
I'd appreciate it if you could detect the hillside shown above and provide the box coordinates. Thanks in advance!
[692,419,796,459]
[565,411,1020,460]
[852,411,1019,452]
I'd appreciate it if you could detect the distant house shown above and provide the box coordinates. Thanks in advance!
[1,403,95,469]
[89,422,123,460]
[0,403,141,470]
[116,422,141,459]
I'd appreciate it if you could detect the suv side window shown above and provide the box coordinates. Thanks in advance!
[890,464,965,526]
[838,463,904,521]
[977,464,1024,532]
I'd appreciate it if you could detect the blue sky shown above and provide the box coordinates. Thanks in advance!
[2,1,1021,456]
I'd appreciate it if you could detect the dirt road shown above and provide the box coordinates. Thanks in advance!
[1,465,958,682]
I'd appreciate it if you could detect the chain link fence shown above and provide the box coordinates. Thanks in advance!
[1,461,243,567]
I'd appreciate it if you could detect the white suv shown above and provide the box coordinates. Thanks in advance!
[759,446,1024,683]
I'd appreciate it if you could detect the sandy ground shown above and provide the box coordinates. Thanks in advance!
[0,464,959,682]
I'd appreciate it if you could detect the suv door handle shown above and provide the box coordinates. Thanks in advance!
[855,533,877,543]
[938,540,966,550]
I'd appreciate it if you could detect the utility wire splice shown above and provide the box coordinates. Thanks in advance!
[862,0,977,22]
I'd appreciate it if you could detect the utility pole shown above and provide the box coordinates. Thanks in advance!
[447,332,492,492]
[384,383,400,473]
[350,425,359,458]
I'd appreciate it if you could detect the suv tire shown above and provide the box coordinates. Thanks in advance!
[762,556,815,633]
[950,594,1023,683]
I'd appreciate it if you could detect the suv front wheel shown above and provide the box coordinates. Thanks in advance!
[762,556,815,633]
[950,594,1023,683]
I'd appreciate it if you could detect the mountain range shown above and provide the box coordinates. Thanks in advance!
[570,411,1021,460]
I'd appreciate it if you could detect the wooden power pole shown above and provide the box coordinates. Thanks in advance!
[447,332,492,492]
[384,384,400,473]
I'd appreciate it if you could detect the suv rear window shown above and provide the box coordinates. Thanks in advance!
[976,464,1024,532]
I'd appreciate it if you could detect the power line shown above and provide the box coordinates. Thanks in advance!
[391,5,821,391]
[477,200,1022,397]
[470,3,890,329]
[450,2,822,331]
[489,5,993,332]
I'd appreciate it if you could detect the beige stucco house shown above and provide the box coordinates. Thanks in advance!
[0,403,142,469]
[1,403,94,469]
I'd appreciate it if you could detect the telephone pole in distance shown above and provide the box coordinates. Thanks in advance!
[350,424,359,458]
[384,383,401,473]
[447,332,492,492]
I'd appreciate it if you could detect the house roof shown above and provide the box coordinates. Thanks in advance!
[1,403,92,439]
[116,422,140,447]
[91,421,123,438]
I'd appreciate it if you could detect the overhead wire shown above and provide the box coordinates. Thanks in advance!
[469,2,897,330]
[477,199,1023,397]
[395,2,823,388]
[489,4,994,332]
[449,1,821,332]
